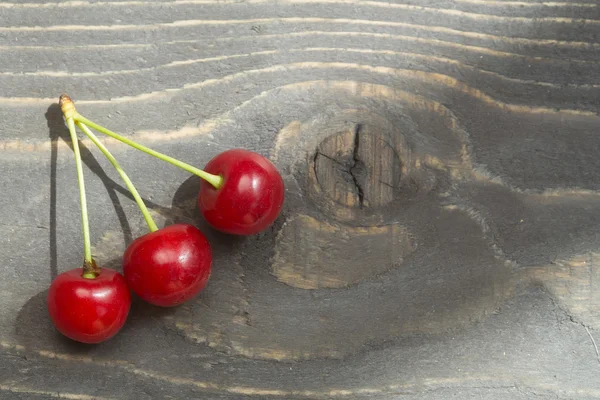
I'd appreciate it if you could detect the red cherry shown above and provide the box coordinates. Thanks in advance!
[47,268,131,344]
[198,149,285,235]
[123,224,212,307]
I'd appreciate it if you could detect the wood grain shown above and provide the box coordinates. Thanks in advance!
[1,0,600,398]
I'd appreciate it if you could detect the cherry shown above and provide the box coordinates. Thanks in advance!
[47,267,131,344]
[60,97,285,235]
[60,97,214,308]
[49,96,131,343]
[123,224,212,307]
[198,149,285,235]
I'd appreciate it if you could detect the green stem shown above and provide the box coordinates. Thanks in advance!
[77,122,159,233]
[65,117,94,278]
[74,114,223,189]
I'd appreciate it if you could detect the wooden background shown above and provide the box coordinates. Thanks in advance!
[1,0,600,399]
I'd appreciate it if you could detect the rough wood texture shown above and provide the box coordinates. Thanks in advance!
[1,0,600,399]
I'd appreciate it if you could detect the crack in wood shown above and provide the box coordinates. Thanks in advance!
[314,150,346,168]
[349,123,365,209]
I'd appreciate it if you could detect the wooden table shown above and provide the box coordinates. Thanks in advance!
[1,0,600,398]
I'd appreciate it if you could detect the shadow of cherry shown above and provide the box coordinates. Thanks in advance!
[169,175,247,254]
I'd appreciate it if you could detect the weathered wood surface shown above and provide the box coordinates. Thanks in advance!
[2,0,600,399]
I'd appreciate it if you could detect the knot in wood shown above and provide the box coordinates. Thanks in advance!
[313,123,402,209]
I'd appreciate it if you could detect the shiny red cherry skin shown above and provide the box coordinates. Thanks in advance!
[198,149,285,235]
[47,268,131,344]
[123,224,212,307]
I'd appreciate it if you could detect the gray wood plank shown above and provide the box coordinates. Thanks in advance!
[1,0,600,398]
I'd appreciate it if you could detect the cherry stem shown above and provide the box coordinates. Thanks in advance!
[64,115,95,278]
[76,122,159,233]
[73,114,223,189]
